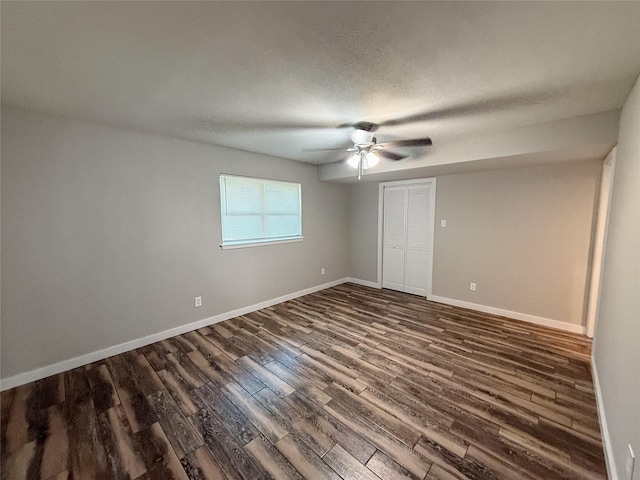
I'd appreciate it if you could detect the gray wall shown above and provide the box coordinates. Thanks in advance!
[593,76,639,480]
[348,182,379,283]
[432,161,600,326]
[1,106,350,380]
[348,160,601,327]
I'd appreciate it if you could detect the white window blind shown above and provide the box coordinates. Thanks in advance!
[219,175,302,247]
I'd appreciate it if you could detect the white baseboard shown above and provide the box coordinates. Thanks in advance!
[591,353,618,480]
[427,295,586,335]
[0,277,349,391]
[347,277,381,289]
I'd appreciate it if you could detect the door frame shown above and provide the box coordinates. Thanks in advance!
[377,177,437,296]
[586,147,617,338]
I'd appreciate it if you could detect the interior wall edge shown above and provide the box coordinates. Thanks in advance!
[591,352,619,480]
[428,294,586,335]
[0,277,350,392]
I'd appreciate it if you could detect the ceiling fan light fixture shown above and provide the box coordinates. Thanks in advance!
[347,152,361,169]
[364,151,379,169]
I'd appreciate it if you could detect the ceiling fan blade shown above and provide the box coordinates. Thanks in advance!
[377,150,408,161]
[377,137,432,148]
[190,118,352,132]
[302,146,356,152]
[378,90,554,127]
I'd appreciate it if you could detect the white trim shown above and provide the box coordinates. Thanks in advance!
[379,178,439,187]
[377,182,385,288]
[428,295,586,334]
[586,147,617,338]
[347,277,381,289]
[591,353,618,480]
[220,237,304,250]
[377,177,437,295]
[426,181,437,298]
[0,277,348,391]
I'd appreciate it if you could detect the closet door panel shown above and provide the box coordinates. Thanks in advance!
[405,250,429,295]
[383,247,405,290]
[406,186,431,250]
[382,186,407,291]
[381,181,434,296]
[383,187,406,247]
[404,185,431,295]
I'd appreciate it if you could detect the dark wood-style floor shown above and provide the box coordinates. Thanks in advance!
[1,283,606,480]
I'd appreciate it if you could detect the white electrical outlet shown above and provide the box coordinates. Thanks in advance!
[626,444,635,480]
[470,282,477,291]
[441,219,447,227]
[321,268,325,275]
[194,296,202,307]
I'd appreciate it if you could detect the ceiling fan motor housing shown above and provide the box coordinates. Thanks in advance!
[351,128,377,145]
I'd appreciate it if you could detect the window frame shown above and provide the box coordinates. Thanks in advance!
[219,174,303,249]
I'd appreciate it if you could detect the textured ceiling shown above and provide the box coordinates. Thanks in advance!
[2,1,639,168]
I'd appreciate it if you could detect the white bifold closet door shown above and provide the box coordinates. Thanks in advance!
[382,183,434,296]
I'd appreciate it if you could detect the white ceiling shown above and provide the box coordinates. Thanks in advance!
[2,1,639,179]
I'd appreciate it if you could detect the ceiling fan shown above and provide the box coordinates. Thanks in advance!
[303,121,432,179]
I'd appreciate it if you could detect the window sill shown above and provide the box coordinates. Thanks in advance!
[220,237,304,250]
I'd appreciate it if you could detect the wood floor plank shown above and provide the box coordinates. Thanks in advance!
[195,382,259,445]
[255,329,303,360]
[210,352,265,395]
[414,436,504,480]
[358,387,468,458]
[365,449,421,480]
[297,354,367,393]
[28,374,65,411]
[325,383,423,448]
[1,388,16,460]
[191,407,266,480]
[86,363,120,411]
[106,355,158,433]
[184,331,224,358]
[244,435,304,480]
[450,419,570,480]
[205,330,246,361]
[180,446,228,480]
[424,463,467,480]
[2,441,36,480]
[267,357,331,391]
[140,343,171,371]
[228,335,273,366]
[133,422,190,480]
[323,403,431,479]
[312,407,377,465]
[276,433,342,480]
[157,368,201,417]
[253,387,334,457]
[168,336,197,355]
[3,385,30,456]
[147,391,203,459]
[1,284,606,480]
[183,350,234,390]
[323,443,382,480]
[123,352,165,396]
[282,385,332,418]
[263,359,328,391]
[64,367,113,480]
[236,356,295,397]
[165,352,208,390]
[101,405,147,480]
[222,382,288,444]
[39,404,70,480]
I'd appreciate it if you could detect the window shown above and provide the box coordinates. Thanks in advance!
[219,175,302,248]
